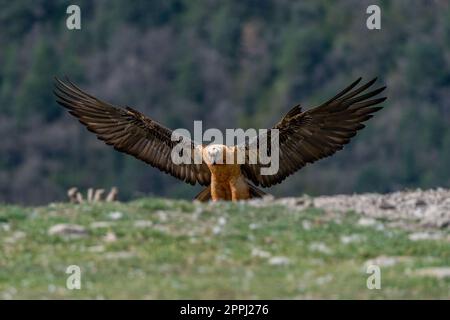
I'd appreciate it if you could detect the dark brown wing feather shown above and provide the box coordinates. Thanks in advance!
[54,77,210,186]
[241,77,387,187]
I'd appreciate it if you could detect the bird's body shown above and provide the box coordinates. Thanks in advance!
[209,167,250,201]
[54,77,387,202]
[201,145,250,201]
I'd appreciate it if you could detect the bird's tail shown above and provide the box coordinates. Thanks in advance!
[194,186,212,202]
[194,183,267,202]
[248,184,267,198]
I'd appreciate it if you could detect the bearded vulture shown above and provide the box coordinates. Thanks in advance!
[54,77,386,201]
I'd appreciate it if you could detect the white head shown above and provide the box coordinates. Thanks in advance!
[204,144,224,165]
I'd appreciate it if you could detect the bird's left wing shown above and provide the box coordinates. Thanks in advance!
[240,77,387,187]
[54,77,211,186]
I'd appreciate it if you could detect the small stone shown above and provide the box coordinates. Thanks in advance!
[316,274,333,285]
[156,211,168,222]
[133,220,153,228]
[413,267,450,279]
[218,217,227,226]
[415,199,427,207]
[104,251,136,260]
[48,284,56,293]
[421,205,450,228]
[302,220,312,230]
[108,211,123,220]
[309,242,332,254]
[4,231,26,244]
[340,234,364,244]
[212,226,222,235]
[0,223,11,232]
[364,255,413,268]
[90,221,114,229]
[249,223,259,230]
[408,232,443,241]
[264,237,274,244]
[268,256,291,266]
[379,200,396,210]
[357,217,377,227]
[87,245,105,253]
[103,231,117,243]
[48,224,88,237]
[251,248,271,259]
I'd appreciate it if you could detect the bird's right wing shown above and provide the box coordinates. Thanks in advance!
[54,77,211,186]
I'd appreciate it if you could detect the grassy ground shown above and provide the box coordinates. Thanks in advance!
[0,198,449,299]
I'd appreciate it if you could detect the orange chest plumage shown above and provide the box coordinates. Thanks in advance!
[207,164,250,201]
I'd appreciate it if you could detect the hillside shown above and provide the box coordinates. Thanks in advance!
[0,189,449,299]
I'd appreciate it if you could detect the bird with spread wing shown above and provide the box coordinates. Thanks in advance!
[54,77,386,201]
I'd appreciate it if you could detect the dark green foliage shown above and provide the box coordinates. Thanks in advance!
[0,1,449,204]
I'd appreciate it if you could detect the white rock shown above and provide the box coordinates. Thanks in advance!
[302,220,312,230]
[153,225,168,233]
[251,248,271,258]
[133,220,153,228]
[309,242,332,254]
[212,226,222,235]
[268,256,291,266]
[357,217,377,226]
[249,223,259,230]
[413,267,450,279]
[90,221,114,229]
[4,231,26,243]
[87,245,105,253]
[156,211,168,222]
[218,217,227,226]
[108,211,123,220]
[48,224,88,237]
[103,231,117,243]
[0,223,11,232]
[364,255,413,268]
[316,274,333,285]
[340,234,364,244]
[408,232,443,241]
[104,251,136,260]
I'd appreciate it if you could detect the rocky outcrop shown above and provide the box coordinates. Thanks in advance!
[250,188,450,229]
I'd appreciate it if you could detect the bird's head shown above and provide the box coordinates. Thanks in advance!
[203,144,225,166]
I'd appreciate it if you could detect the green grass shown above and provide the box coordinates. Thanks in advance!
[0,199,449,299]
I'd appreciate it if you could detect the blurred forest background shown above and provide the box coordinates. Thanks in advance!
[0,0,449,205]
